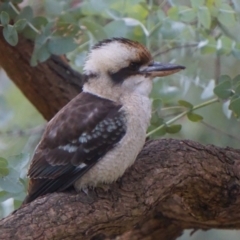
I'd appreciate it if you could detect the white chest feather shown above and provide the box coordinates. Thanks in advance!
[74,94,152,189]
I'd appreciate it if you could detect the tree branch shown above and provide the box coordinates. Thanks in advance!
[1,139,240,239]
[0,28,83,120]
[1,24,240,240]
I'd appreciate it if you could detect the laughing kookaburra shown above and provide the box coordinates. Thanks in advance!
[23,38,185,204]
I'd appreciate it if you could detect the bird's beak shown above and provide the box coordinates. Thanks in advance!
[139,62,185,78]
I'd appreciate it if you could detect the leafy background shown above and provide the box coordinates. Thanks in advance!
[0,0,240,239]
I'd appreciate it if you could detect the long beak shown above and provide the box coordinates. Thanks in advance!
[139,62,185,78]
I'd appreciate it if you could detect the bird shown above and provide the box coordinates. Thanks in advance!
[23,38,185,204]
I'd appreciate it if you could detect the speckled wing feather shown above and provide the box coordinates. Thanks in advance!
[23,92,126,204]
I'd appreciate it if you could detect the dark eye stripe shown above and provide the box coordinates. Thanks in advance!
[109,61,142,84]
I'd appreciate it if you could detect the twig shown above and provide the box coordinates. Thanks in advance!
[147,98,219,137]
[201,121,240,141]
[153,43,198,58]
[0,125,45,137]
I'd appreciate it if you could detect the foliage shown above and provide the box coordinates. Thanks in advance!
[0,0,240,219]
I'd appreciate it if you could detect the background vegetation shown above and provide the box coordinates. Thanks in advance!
[0,0,240,239]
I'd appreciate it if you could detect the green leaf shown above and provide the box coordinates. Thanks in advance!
[16,6,33,22]
[217,36,232,55]
[44,0,64,16]
[232,42,240,60]
[8,153,30,171]
[191,0,205,8]
[123,18,149,36]
[232,75,240,88]
[81,19,107,40]
[11,0,23,3]
[150,113,164,127]
[229,97,240,117]
[214,78,233,99]
[217,4,236,27]
[0,11,9,26]
[218,75,231,83]
[55,22,79,37]
[14,199,22,209]
[0,157,8,168]
[22,16,49,40]
[3,25,18,46]
[152,99,162,110]
[0,191,12,203]
[104,20,129,38]
[14,19,27,32]
[187,112,203,122]
[178,100,193,109]
[179,6,196,23]
[0,167,24,193]
[47,37,77,55]
[147,124,166,137]
[234,84,240,95]
[0,167,9,177]
[168,6,179,21]
[31,43,51,66]
[0,157,9,177]
[166,124,182,134]
[200,37,216,54]
[198,6,211,29]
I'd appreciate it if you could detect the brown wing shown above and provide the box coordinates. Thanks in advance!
[23,92,126,204]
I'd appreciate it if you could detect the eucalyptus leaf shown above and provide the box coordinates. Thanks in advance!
[214,79,233,99]
[229,98,240,117]
[3,25,18,46]
[217,4,236,27]
[0,157,8,177]
[198,6,211,29]
[187,112,203,122]
[166,124,182,134]
[0,167,9,177]
[16,6,33,22]
[152,99,162,110]
[179,6,196,23]
[81,19,107,40]
[14,19,27,32]
[0,11,9,26]
[47,36,78,55]
[11,0,23,3]
[168,6,179,21]
[0,168,24,193]
[235,84,240,95]
[232,42,240,59]
[8,153,30,172]
[0,157,8,168]
[178,100,193,109]
[147,124,166,137]
[232,75,240,88]
[190,0,204,8]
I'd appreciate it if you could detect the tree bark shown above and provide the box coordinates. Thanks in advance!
[1,139,240,240]
[1,30,240,240]
[0,27,83,120]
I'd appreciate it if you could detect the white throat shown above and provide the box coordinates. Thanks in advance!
[83,74,153,104]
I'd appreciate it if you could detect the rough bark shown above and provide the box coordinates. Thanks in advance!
[1,139,240,240]
[1,29,240,240]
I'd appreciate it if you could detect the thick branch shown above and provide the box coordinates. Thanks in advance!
[0,29,83,120]
[1,139,240,240]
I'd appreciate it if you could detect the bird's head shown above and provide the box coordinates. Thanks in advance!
[83,38,185,101]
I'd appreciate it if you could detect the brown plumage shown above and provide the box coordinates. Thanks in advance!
[24,92,126,204]
[23,37,184,204]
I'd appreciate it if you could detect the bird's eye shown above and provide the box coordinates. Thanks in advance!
[129,62,140,70]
